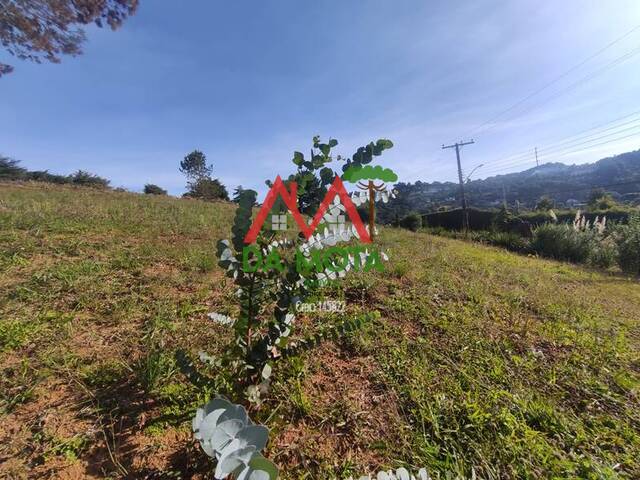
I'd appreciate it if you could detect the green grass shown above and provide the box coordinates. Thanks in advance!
[1,182,639,479]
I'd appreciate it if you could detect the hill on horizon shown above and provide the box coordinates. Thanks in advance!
[381,149,640,221]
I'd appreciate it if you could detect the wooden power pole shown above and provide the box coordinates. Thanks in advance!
[442,140,475,232]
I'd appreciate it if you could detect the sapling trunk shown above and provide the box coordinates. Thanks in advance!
[368,180,375,241]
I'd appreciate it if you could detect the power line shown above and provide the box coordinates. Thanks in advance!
[537,116,640,154]
[483,120,640,174]
[481,110,640,171]
[414,110,640,182]
[481,131,640,177]
[464,23,640,138]
[486,45,640,133]
[414,109,640,185]
[548,130,640,160]
[538,123,640,157]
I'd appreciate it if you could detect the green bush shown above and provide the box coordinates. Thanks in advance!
[27,170,69,184]
[0,157,27,180]
[68,170,110,188]
[0,158,112,188]
[184,178,229,201]
[399,212,422,232]
[588,237,618,269]
[613,213,640,275]
[531,223,596,263]
[144,184,167,195]
[487,231,531,253]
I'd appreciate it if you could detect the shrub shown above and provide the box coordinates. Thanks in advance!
[399,212,421,232]
[185,178,229,201]
[0,157,27,180]
[531,223,596,263]
[68,170,110,188]
[0,158,113,188]
[613,212,640,275]
[588,237,618,269]
[487,231,530,253]
[27,170,68,184]
[144,184,167,195]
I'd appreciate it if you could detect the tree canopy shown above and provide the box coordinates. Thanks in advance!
[0,0,138,76]
[180,150,212,181]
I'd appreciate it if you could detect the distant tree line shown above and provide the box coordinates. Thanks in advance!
[1,151,235,201]
[1,156,110,188]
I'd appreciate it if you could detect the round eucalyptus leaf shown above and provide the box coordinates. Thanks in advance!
[235,425,269,451]
[200,438,216,458]
[247,453,279,479]
[292,151,304,166]
[218,403,248,425]
[396,468,410,480]
[194,402,230,440]
[214,445,256,479]
[209,419,245,452]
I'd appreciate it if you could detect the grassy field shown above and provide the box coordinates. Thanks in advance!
[1,182,639,479]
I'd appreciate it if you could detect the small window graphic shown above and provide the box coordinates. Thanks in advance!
[271,214,287,231]
[326,214,346,233]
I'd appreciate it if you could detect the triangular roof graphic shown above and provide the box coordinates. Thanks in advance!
[244,175,371,244]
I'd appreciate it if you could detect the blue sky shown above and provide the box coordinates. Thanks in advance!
[1,0,640,195]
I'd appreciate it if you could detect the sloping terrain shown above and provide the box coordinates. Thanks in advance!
[1,183,639,479]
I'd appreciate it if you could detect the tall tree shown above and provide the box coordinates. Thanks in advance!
[180,150,228,201]
[180,150,213,182]
[0,0,138,77]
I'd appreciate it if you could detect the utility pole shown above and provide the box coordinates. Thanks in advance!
[442,140,474,232]
[535,147,539,167]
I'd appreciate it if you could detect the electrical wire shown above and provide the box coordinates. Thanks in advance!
[464,24,640,138]
[481,111,640,172]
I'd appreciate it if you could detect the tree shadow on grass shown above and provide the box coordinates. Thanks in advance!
[75,363,213,479]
